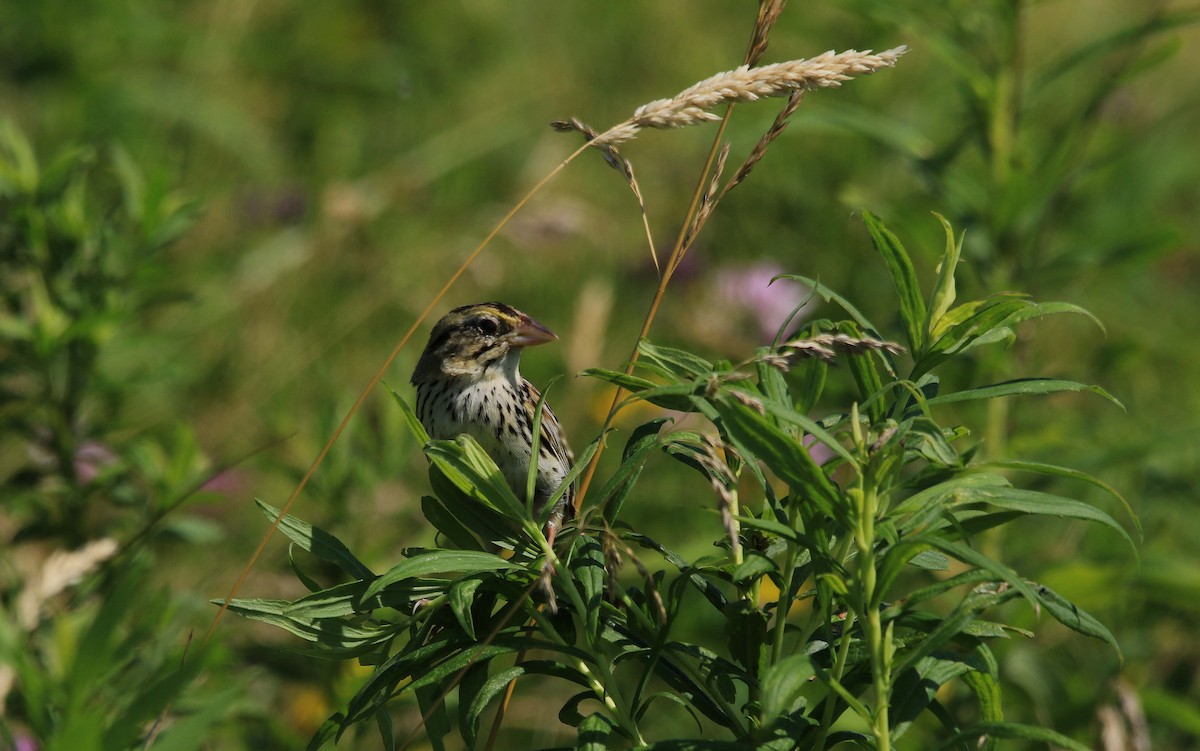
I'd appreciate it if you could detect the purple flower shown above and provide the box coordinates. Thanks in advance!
[803,434,836,467]
[74,441,117,484]
[15,734,40,751]
[715,263,813,340]
[200,470,247,497]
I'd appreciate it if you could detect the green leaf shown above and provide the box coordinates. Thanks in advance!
[916,296,1031,378]
[599,418,669,522]
[572,535,607,640]
[283,580,427,619]
[456,663,488,750]
[637,339,715,378]
[891,471,1011,519]
[289,545,324,593]
[971,486,1136,554]
[525,376,559,510]
[544,433,602,515]
[776,275,882,336]
[1003,300,1105,336]
[100,649,208,750]
[428,469,522,549]
[917,537,1041,608]
[256,500,375,580]
[347,636,591,727]
[388,385,430,444]
[449,576,483,640]
[962,648,1003,751]
[306,714,342,751]
[135,682,244,751]
[425,436,527,519]
[931,722,1092,751]
[0,118,39,193]
[723,602,769,676]
[731,551,778,585]
[576,712,616,751]
[759,653,815,727]
[220,599,389,653]
[1033,584,1122,657]
[876,539,936,605]
[862,210,927,353]
[756,398,856,466]
[1035,10,1200,93]
[67,568,143,696]
[924,212,963,343]
[926,378,1123,410]
[845,340,887,422]
[979,459,1140,537]
[364,550,517,600]
[891,654,980,739]
[580,368,701,411]
[711,397,840,518]
[883,569,1000,618]
[462,665,523,749]
[634,742,764,750]
[414,680,449,751]
[893,587,1020,677]
[422,495,484,550]
[903,417,961,467]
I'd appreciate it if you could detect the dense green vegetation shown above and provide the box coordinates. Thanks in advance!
[3,2,1198,749]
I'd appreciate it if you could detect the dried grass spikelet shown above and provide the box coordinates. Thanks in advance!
[17,538,119,630]
[769,333,905,367]
[594,46,907,146]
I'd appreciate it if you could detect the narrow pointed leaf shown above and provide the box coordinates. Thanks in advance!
[972,486,1136,554]
[980,459,1140,537]
[364,550,516,600]
[925,212,963,342]
[422,495,484,550]
[1033,584,1122,657]
[926,378,1123,410]
[777,274,883,336]
[862,210,926,353]
[388,386,431,443]
[711,397,840,517]
[760,653,815,726]
[599,418,668,521]
[425,436,527,519]
[572,535,607,640]
[576,712,617,751]
[256,500,375,580]
[463,665,524,748]
[931,721,1092,751]
[637,339,715,378]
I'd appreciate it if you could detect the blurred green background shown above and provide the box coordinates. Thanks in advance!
[2,1,1199,748]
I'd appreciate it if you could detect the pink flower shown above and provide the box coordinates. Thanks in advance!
[803,434,836,467]
[715,263,813,340]
[74,441,117,484]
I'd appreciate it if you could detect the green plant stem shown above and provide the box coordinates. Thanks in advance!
[855,473,891,751]
[798,532,852,649]
[770,542,798,665]
[812,608,859,751]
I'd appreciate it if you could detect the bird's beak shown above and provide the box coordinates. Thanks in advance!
[510,314,558,348]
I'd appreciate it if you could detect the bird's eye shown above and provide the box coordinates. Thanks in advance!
[474,317,501,336]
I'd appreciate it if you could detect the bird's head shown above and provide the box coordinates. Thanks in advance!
[412,302,558,382]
